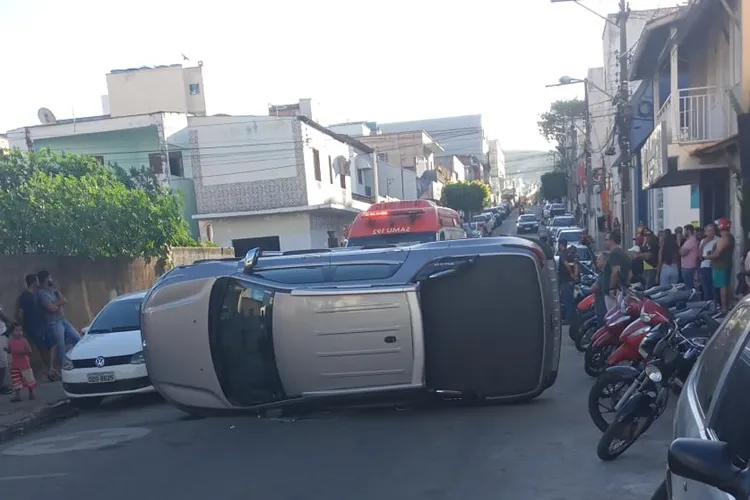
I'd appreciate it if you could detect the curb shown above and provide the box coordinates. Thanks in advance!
[0,400,80,445]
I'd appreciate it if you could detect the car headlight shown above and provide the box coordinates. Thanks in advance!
[130,351,146,365]
[645,364,662,383]
[62,356,74,371]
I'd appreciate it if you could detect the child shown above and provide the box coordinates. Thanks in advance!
[4,323,36,402]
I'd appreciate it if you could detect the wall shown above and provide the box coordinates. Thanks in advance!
[106,65,205,117]
[310,213,356,248]
[167,246,234,267]
[380,115,486,158]
[189,116,308,214]
[378,161,418,199]
[328,123,372,136]
[198,212,313,251]
[0,247,228,330]
[352,152,375,198]
[32,127,160,174]
[358,131,433,172]
[300,121,352,206]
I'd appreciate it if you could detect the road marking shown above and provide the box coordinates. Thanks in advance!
[2,427,151,456]
[0,473,69,481]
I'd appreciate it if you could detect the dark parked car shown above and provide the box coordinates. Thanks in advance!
[655,296,750,499]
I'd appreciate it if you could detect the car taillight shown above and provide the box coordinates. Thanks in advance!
[361,211,389,217]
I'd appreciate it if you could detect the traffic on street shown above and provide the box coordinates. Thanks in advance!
[0,204,679,500]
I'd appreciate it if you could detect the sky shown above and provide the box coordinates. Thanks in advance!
[1,0,669,151]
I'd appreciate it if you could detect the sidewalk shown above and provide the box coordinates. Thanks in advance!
[0,379,77,444]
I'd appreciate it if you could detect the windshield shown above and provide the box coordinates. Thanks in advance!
[347,232,437,247]
[519,214,537,222]
[552,217,575,226]
[559,230,583,242]
[88,297,143,333]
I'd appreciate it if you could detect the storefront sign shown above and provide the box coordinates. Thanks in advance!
[641,121,668,189]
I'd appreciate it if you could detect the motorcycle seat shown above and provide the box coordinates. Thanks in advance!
[644,284,672,296]
[655,290,694,309]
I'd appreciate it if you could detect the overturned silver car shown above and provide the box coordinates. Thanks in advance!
[141,237,562,415]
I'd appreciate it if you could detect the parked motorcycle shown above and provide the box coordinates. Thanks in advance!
[595,317,712,461]
[582,284,690,377]
[587,300,719,431]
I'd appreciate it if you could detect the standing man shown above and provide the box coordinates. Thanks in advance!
[707,218,736,314]
[557,238,575,325]
[36,270,81,371]
[679,224,700,290]
[17,273,57,381]
[600,231,631,311]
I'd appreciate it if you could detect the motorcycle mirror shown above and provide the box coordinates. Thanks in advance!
[668,438,750,499]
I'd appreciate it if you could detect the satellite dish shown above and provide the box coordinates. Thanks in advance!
[38,108,57,125]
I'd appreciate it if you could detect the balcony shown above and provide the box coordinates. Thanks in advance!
[655,86,731,144]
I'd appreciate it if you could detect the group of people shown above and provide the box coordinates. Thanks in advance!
[630,218,735,314]
[0,271,81,401]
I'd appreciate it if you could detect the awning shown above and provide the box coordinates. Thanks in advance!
[690,134,739,158]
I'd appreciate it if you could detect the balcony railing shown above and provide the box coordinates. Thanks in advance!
[655,86,731,144]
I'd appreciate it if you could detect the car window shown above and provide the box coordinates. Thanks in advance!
[255,264,400,284]
[552,217,575,226]
[710,333,750,464]
[694,305,750,411]
[87,297,142,333]
[560,231,583,242]
[519,215,536,221]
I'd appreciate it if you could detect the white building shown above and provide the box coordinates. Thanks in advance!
[600,8,694,237]
[191,114,374,253]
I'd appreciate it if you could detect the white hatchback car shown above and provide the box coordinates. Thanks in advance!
[61,291,153,408]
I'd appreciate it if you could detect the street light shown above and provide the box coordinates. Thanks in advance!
[547,75,616,101]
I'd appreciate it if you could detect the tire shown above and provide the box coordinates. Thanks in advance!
[650,479,668,500]
[588,372,635,432]
[596,414,651,461]
[584,345,614,377]
[569,312,581,341]
[71,396,103,409]
[575,324,596,352]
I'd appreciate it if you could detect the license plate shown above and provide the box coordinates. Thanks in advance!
[87,372,115,384]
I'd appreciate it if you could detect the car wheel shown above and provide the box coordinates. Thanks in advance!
[71,396,103,409]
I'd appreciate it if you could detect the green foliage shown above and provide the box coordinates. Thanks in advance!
[538,98,587,147]
[441,181,491,215]
[0,149,195,258]
[540,171,568,201]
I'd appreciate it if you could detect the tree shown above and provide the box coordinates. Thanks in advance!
[540,171,567,201]
[0,149,195,258]
[441,181,491,216]
[538,98,587,153]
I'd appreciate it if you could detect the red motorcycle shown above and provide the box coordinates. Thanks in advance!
[583,291,642,377]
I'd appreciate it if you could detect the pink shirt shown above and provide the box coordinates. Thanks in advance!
[681,235,700,269]
[8,337,31,370]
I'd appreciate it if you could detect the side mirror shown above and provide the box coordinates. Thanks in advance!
[668,438,750,499]
[243,247,261,274]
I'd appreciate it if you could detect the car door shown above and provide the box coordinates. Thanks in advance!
[671,305,750,500]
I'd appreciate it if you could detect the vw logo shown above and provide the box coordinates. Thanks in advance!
[94,357,105,368]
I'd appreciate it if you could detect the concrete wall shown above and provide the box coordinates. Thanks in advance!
[106,65,206,117]
[380,115,486,158]
[0,247,229,331]
[300,121,353,206]
[199,212,315,251]
[378,161,418,199]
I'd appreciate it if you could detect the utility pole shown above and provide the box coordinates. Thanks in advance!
[617,0,632,240]
[584,81,593,235]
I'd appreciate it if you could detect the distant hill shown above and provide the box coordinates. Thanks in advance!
[505,150,556,183]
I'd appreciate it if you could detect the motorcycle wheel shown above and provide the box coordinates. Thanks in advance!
[584,345,615,377]
[575,324,596,352]
[569,313,580,341]
[596,413,653,461]
[588,372,636,432]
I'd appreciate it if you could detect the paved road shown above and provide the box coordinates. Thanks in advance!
[0,209,673,499]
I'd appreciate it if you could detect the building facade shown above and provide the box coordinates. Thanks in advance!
[190,115,372,253]
[631,1,740,260]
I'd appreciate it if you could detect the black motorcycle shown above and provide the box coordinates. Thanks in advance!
[595,319,711,461]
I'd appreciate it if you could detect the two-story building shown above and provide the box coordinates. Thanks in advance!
[190,113,374,253]
[5,63,207,238]
[630,0,740,254]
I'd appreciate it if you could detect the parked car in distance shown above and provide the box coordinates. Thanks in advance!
[463,223,482,238]
[656,297,750,499]
[62,291,153,408]
[554,244,594,270]
[516,214,539,234]
[556,228,584,245]
[544,215,576,239]
[140,239,562,417]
